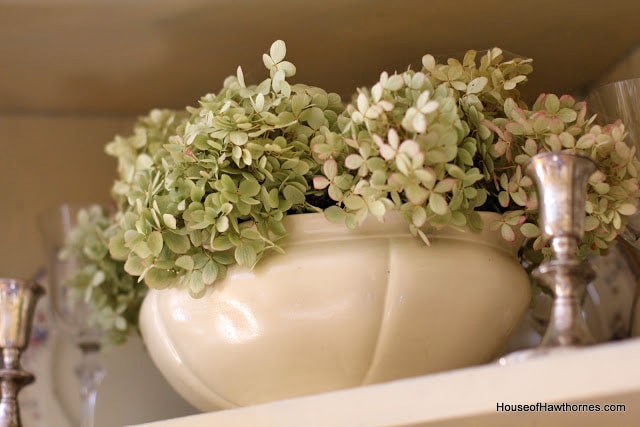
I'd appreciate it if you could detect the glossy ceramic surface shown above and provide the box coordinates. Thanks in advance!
[140,212,531,410]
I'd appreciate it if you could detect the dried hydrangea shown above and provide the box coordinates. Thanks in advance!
[102,43,640,302]
[485,93,640,260]
[105,108,189,212]
[107,40,343,296]
[314,48,534,241]
[59,205,145,345]
[315,48,640,263]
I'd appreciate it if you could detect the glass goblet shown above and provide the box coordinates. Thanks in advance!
[39,204,106,427]
[588,78,640,248]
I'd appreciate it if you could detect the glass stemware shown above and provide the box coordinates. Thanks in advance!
[39,204,106,427]
[588,78,640,248]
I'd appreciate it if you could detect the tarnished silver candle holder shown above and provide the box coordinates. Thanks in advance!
[499,152,597,364]
[0,278,44,427]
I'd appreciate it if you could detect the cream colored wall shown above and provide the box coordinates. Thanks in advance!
[0,113,197,426]
[594,45,640,87]
[0,114,134,280]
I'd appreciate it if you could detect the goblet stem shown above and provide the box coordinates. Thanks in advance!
[75,346,105,427]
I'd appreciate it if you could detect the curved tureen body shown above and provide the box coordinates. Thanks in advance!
[140,212,530,410]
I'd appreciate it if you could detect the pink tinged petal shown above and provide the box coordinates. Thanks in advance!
[399,139,420,156]
[380,145,396,161]
[344,154,364,170]
[494,140,508,155]
[313,176,330,190]
[501,224,517,242]
[388,128,400,148]
[525,198,538,209]
[584,216,600,231]
[433,178,456,193]
[489,220,502,232]
[559,94,576,105]
[372,134,384,148]
[498,191,510,208]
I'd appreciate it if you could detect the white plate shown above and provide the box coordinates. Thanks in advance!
[19,292,197,427]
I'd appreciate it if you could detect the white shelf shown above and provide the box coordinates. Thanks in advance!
[131,338,640,427]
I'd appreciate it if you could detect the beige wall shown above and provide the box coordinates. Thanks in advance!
[595,45,640,87]
[0,114,134,280]
[0,113,197,425]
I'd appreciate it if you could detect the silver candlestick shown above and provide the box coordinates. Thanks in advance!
[0,278,45,427]
[500,152,597,364]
